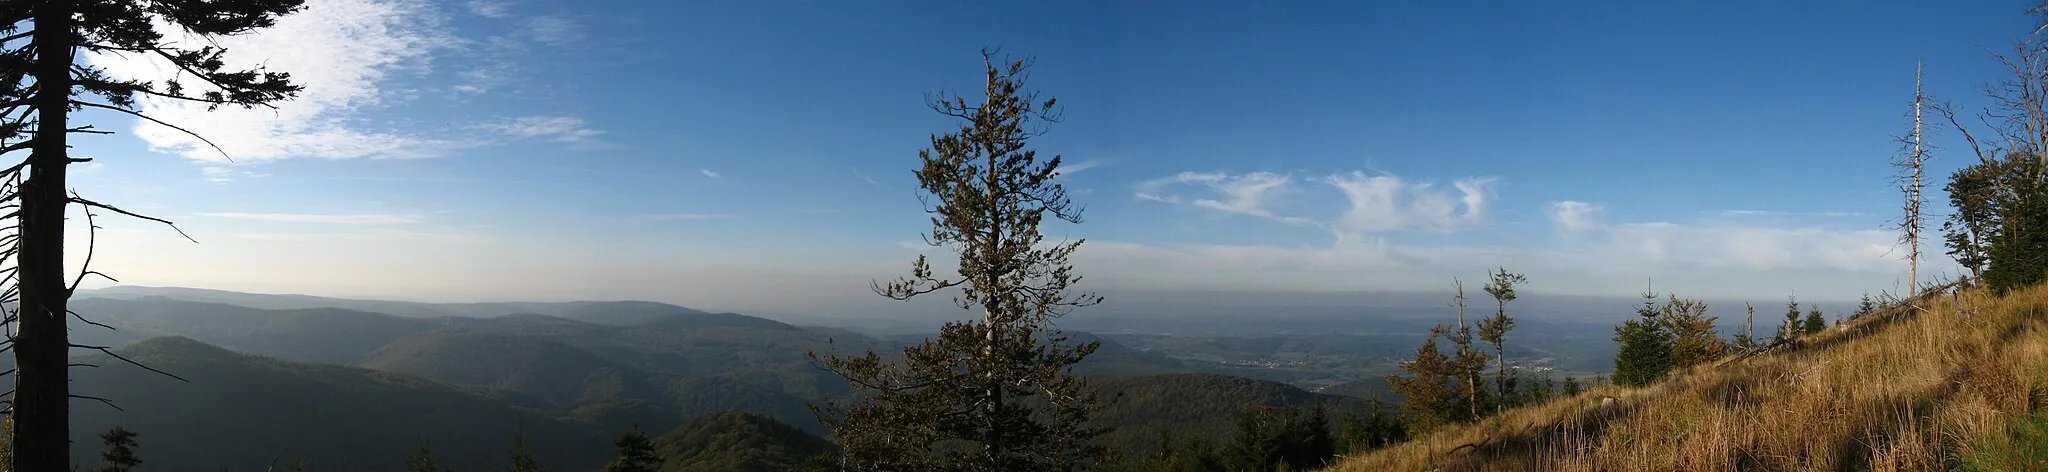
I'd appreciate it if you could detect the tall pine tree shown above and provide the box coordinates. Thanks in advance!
[810,49,1105,471]
[1,2,303,469]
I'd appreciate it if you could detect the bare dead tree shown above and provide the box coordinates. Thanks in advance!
[1895,60,1932,295]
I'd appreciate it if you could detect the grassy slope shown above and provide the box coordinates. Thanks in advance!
[1331,284,2048,472]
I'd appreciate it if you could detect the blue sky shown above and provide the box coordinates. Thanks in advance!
[57,0,2044,314]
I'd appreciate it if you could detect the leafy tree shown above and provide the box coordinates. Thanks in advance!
[405,439,449,472]
[604,424,660,472]
[95,426,139,472]
[1,1,303,468]
[510,431,546,472]
[810,49,1105,471]
[1386,326,1459,433]
[1944,161,2002,282]
[1802,308,1828,335]
[1660,295,1727,369]
[1476,267,1527,413]
[1612,291,1675,387]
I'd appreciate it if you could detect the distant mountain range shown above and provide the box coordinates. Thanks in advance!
[48,286,1435,469]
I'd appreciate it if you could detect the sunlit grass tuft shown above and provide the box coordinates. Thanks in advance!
[1328,284,2048,471]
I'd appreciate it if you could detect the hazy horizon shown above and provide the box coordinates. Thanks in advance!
[56,0,2009,311]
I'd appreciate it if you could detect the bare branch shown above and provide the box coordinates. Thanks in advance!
[69,394,123,412]
[69,344,188,383]
[67,100,235,162]
[68,195,198,243]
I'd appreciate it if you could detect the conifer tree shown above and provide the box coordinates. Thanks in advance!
[1386,325,1458,433]
[1660,295,1727,368]
[94,426,138,472]
[810,49,1105,471]
[1612,291,1675,387]
[510,431,547,472]
[1562,376,1581,396]
[1801,307,1828,335]
[1733,302,1758,351]
[1855,293,1877,320]
[1777,295,1802,342]
[2,2,304,469]
[1477,267,1526,413]
[405,439,449,472]
[604,424,660,472]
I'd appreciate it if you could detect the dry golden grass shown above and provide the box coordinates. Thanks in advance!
[1328,284,2048,472]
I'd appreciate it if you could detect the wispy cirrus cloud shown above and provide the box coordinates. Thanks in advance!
[1712,210,1871,218]
[84,0,606,173]
[466,0,512,18]
[474,116,603,143]
[1137,171,1315,225]
[1058,159,1105,176]
[701,169,723,180]
[235,229,490,244]
[1325,172,1494,233]
[647,213,739,221]
[197,213,420,224]
[1137,170,1492,231]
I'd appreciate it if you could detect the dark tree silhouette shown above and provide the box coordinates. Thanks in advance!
[404,439,449,472]
[1,1,302,469]
[604,424,659,472]
[809,49,1105,471]
[94,426,139,472]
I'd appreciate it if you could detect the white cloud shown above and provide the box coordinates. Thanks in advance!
[701,169,723,180]
[1548,201,1605,233]
[235,229,490,244]
[466,0,512,18]
[1137,171,1316,225]
[87,0,467,163]
[852,168,882,186]
[526,16,583,46]
[1138,170,1493,231]
[197,213,419,224]
[84,0,605,170]
[647,214,738,221]
[474,116,602,143]
[1545,200,1913,275]
[1059,160,1104,176]
[1325,172,1494,233]
[1714,210,1872,218]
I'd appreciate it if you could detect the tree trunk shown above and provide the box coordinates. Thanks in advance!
[1493,343,1506,411]
[15,0,74,470]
